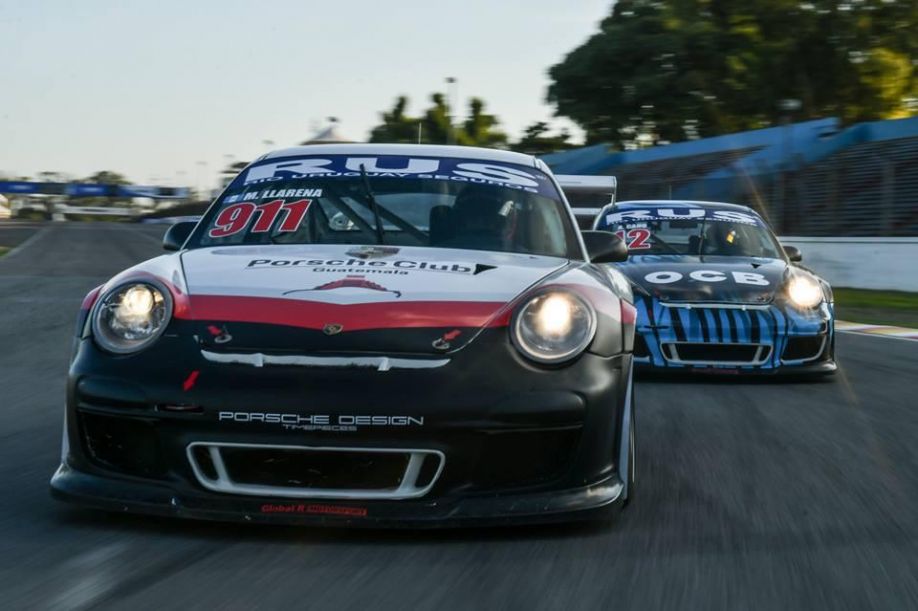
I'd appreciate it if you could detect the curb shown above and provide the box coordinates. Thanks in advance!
[837,321,918,341]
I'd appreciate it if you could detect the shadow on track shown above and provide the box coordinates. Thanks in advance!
[52,505,621,545]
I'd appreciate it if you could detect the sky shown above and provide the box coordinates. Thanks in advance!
[1,0,611,190]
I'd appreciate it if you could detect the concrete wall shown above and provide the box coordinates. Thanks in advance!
[779,237,918,292]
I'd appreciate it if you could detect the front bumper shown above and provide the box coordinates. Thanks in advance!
[52,332,631,527]
[50,464,624,527]
[632,299,836,375]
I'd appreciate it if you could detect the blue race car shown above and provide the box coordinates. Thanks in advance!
[594,200,836,376]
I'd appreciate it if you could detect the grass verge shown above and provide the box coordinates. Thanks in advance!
[0,246,9,258]
[834,287,918,328]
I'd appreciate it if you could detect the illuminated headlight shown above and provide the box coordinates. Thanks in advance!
[92,281,172,353]
[787,276,823,309]
[511,291,596,364]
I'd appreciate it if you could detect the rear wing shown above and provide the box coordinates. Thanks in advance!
[554,175,616,230]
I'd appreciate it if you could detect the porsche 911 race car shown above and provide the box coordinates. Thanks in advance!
[51,144,638,527]
[593,200,836,376]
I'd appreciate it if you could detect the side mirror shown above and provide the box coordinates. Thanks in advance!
[163,221,196,251]
[783,245,802,262]
[582,230,628,263]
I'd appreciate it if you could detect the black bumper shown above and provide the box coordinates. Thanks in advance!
[52,332,631,527]
[633,327,837,377]
[634,354,837,377]
[50,464,624,528]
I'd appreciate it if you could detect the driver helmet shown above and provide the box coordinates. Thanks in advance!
[452,186,515,236]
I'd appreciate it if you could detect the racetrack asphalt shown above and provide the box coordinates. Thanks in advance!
[2,222,917,610]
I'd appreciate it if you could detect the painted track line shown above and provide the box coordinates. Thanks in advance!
[837,320,918,342]
[1,225,51,261]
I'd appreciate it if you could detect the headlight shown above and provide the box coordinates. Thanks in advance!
[511,290,596,364]
[92,281,172,353]
[787,276,823,309]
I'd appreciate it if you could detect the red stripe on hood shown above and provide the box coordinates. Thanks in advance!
[180,295,512,331]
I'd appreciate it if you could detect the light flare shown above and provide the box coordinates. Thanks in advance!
[114,285,156,327]
[788,276,823,308]
[535,294,574,337]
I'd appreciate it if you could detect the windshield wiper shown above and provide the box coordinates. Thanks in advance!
[697,212,708,258]
[358,164,385,244]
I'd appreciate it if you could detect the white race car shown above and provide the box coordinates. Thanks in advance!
[52,144,638,526]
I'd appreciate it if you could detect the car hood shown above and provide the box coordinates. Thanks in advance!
[178,244,568,354]
[618,255,788,304]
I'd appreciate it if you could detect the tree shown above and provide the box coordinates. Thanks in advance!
[460,98,507,147]
[369,96,421,143]
[37,171,72,183]
[514,121,574,155]
[422,93,454,145]
[369,94,509,147]
[83,171,130,185]
[547,0,917,147]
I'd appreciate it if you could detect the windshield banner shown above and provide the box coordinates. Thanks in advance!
[599,207,762,227]
[236,155,556,196]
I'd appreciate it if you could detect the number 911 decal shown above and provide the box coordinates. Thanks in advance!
[209,199,312,238]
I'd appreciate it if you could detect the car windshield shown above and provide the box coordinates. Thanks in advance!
[188,154,579,259]
[596,206,783,258]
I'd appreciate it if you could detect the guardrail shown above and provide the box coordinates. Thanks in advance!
[49,205,141,221]
[56,205,139,216]
[573,210,917,291]
[779,237,918,292]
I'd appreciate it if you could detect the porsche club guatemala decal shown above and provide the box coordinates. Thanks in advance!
[246,257,479,275]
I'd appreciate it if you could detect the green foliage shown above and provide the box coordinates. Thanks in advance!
[460,98,507,147]
[65,171,133,209]
[548,0,917,147]
[515,121,575,155]
[369,95,507,147]
[833,287,918,327]
[423,93,454,144]
[82,171,130,185]
[369,96,420,143]
[37,171,71,183]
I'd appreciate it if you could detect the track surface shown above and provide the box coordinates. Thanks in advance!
[2,223,918,610]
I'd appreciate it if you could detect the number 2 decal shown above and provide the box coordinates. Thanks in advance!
[209,199,312,238]
[614,228,652,250]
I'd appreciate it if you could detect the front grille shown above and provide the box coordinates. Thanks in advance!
[187,443,444,500]
[222,447,410,490]
[663,342,771,365]
[190,445,219,480]
[782,336,826,361]
[80,412,166,478]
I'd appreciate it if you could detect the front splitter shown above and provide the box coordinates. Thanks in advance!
[50,463,624,529]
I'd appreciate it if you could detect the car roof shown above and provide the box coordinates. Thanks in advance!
[259,143,542,169]
[614,199,758,214]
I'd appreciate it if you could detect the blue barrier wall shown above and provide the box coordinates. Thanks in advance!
[543,116,918,236]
